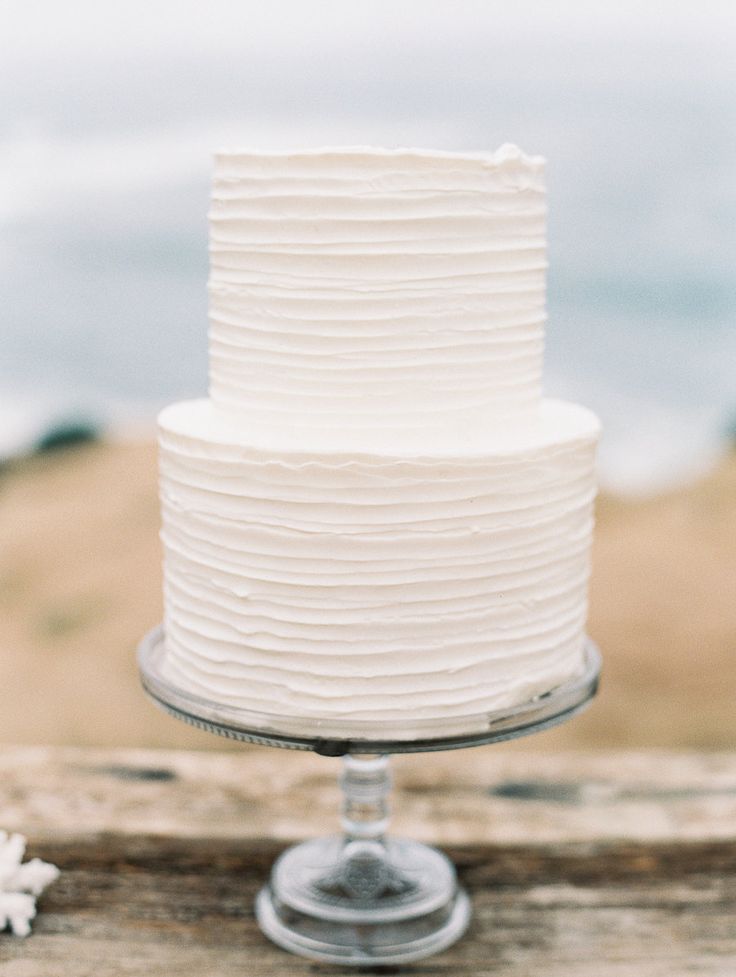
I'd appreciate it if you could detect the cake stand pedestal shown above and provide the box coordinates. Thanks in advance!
[138,626,600,967]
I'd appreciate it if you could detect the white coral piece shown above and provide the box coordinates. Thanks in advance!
[0,831,59,936]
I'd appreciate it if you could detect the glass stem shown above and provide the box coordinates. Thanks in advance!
[340,754,392,844]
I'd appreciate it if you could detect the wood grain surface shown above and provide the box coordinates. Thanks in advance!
[1,747,735,975]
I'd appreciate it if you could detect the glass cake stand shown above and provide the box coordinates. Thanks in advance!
[138,625,600,966]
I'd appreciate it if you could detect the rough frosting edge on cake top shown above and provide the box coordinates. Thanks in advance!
[213,144,545,188]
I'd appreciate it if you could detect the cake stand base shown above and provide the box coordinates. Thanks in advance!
[138,627,600,967]
[256,835,470,966]
[256,753,470,965]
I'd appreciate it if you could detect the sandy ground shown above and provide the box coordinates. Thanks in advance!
[1,439,734,750]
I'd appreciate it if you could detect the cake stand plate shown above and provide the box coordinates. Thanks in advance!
[138,626,600,966]
[138,625,600,755]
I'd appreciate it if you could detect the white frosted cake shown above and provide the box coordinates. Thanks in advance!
[158,145,599,730]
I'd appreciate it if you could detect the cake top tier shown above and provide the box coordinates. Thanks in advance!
[208,144,547,438]
[213,143,544,181]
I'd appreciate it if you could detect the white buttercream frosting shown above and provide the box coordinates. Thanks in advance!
[209,144,546,432]
[158,145,600,730]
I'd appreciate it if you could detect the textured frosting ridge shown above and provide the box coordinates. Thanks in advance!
[209,145,546,430]
[159,145,600,730]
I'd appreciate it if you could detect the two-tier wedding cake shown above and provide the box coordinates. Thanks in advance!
[158,145,599,730]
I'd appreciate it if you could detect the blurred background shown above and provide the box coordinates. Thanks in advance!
[1,0,734,751]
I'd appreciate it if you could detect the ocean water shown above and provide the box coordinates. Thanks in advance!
[1,13,734,493]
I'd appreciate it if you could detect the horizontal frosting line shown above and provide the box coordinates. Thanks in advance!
[209,236,545,257]
[163,645,585,706]
[160,514,593,573]
[166,598,585,664]
[210,328,541,357]
[209,255,546,274]
[158,463,598,491]
[211,196,543,210]
[161,494,593,546]
[164,558,591,603]
[158,428,593,464]
[208,337,543,363]
[209,250,547,277]
[209,280,545,307]
[207,276,546,297]
[208,344,542,369]
[160,502,595,542]
[160,465,594,498]
[159,466,594,515]
[162,647,581,714]
[162,608,591,664]
[208,336,543,364]
[165,521,590,575]
[163,464,592,494]
[208,398,539,423]
[159,440,594,480]
[165,552,590,615]
[161,509,593,563]
[208,217,544,242]
[210,210,544,224]
[209,314,544,337]
[209,323,544,347]
[209,242,545,261]
[206,393,541,416]
[164,510,592,541]
[162,640,579,704]
[210,323,544,345]
[164,552,589,617]
[210,363,540,390]
[164,569,588,634]
[213,179,544,196]
[211,368,537,390]
[210,357,542,380]
[209,175,544,197]
[160,495,595,535]
[208,298,544,322]
[210,386,536,410]
[159,662,582,718]
[165,611,587,680]
[161,458,594,525]
[161,507,593,559]
[209,373,539,400]
[208,210,544,227]
[212,191,543,202]
[210,318,545,346]
[161,462,594,506]
[210,183,546,202]
[167,564,588,623]
[160,529,593,589]
[210,238,544,255]
[208,334,541,366]
[160,555,594,600]
[212,161,543,178]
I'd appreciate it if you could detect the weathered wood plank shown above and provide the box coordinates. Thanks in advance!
[1,746,736,845]
[1,747,735,975]
[2,836,735,976]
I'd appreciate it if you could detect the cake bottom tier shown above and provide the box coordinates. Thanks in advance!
[158,398,599,728]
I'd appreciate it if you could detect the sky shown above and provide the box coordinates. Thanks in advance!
[3,1,736,57]
[1,0,735,491]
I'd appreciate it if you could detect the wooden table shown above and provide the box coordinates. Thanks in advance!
[1,747,734,975]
